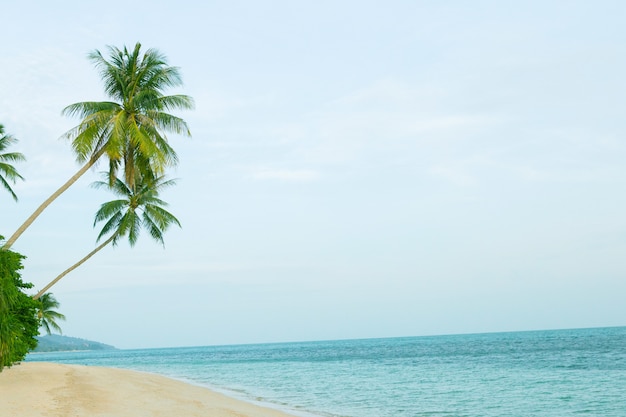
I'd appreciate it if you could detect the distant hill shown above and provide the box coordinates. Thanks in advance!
[34,335,116,352]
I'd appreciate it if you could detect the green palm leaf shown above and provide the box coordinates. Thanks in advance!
[0,124,26,202]
[37,293,65,335]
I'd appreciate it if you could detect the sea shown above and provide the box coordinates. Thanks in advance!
[26,326,626,417]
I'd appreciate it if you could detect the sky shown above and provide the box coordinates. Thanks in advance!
[1,1,626,349]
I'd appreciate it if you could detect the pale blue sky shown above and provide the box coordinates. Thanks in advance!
[2,1,626,349]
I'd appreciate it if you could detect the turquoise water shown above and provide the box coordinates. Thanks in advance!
[27,327,626,417]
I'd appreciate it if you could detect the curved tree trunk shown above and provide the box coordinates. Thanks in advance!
[3,147,107,251]
[33,234,115,300]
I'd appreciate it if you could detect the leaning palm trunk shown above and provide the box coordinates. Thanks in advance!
[33,233,115,300]
[2,147,107,251]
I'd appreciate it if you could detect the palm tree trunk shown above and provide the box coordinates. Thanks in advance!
[3,147,107,251]
[33,234,115,300]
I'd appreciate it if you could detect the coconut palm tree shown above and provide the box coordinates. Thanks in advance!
[33,173,181,299]
[3,43,193,250]
[36,293,65,335]
[0,124,26,202]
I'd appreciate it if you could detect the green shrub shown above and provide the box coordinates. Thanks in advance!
[0,248,39,371]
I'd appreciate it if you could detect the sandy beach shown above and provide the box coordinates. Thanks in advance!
[0,362,298,417]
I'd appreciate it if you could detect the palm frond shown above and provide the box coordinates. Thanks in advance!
[0,152,27,163]
[37,293,66,335]
[0,176,18,201]
[144,110,192,137]
[0,163,24,181]
[96,211,123,243]
[158,94,195,112]
[141,213,165,246]
[62,101,119,119]
[0,127,25,201]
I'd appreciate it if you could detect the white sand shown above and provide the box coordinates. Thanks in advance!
[0,362,298,417]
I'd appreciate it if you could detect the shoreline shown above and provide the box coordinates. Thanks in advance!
[0,362,299,417]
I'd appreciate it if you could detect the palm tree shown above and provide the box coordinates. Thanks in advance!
[33,173,181,299]
[36,293,65,335]
[3,42,193,250]
[0,124,26,202]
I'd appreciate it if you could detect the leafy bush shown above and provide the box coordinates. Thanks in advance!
[0,247,39,371]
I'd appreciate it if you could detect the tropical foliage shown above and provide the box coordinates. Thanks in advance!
[0,247,39,371]
[3,42,193,250]
[0,124,26,202]
[36,293,66,335]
